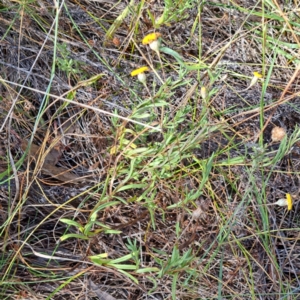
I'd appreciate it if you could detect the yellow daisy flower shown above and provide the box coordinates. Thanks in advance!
[286,193,293,211]
[253,71,263,78]
[130,66,149,84]
[130,66,149,77]
[273,193,293,210]
[244,71,263,90]
[142,32,161,45]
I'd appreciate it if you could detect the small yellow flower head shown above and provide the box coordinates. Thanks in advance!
[142,32,161,55]
[130,66,149,77]
[130,66,149,84]
[286,193,293,210]
[142,32,161,45]
[246,72,263,90]
[274,194,293,210]
[253,72,263,78]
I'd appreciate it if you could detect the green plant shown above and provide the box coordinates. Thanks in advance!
[59,201,121,241]
[149,0,198,27]
[56,42,85,78]
[154,247,195,300]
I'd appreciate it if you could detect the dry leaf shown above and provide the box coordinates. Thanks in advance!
[21,141,83,183]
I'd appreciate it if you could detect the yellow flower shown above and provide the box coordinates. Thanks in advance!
[130,66,149,77]
[245,71,263,90]
[286,193,293,210]
[274,193,293,210]
[142,32,161,45]
[253,72,263,78]
[130,66,149,84]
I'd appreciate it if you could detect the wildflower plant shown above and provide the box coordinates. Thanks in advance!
[239,71,263,92]
[130,66,149,84]
[142,32,165,79]
[130,66,153,100]
[274,193,293,211]
[262,193,293,211]
[250,71,263,87]
[4,0,300,299]
[142,32,162,54]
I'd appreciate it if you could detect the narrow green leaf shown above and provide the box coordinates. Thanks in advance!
[108,263,137,270]
[60,218,83,230]
[109,253,133,264]
[136,267,160,273]
[117,269,138,284]
[103,229,122,234]
[116,183,148,192]
[60,233,89,241]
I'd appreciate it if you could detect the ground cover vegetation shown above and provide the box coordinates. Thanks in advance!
[0,0,300,299]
